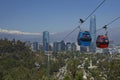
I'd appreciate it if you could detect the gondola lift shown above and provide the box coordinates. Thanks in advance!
[96,25,109,48]
[77,19,92,46]
[77,31,92,46]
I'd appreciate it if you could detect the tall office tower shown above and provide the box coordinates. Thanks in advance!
[53,41,65,53]
[71,42,77,51]
[90,15,96,53]
[66,42,72,51]
[32,42,39,52]
[53,42,58,53]
[61,40,65,51]
[43,31,49,52]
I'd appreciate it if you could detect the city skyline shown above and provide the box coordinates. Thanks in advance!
[0,0,120,33]
[0,0,120,79]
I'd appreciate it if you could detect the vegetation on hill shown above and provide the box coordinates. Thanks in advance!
[0,39,120,80]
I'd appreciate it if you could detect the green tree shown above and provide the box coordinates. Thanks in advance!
[63,72,72,80]
[75,71,83,80]
[107,60,120,80]
[67,58,79,78]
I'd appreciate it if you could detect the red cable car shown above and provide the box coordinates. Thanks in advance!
[96,35,109,48]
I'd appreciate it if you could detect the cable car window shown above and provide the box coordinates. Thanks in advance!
[83,34,90,38]
[102,38,106,42]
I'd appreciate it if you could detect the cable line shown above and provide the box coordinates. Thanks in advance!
[63,25,80,40]
[63,0,106,40]
[84,0,106,22]
[106,16,120,26]
[95,16,120,48]
[97,16,120,32]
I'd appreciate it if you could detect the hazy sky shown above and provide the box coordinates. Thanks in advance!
[0,0,120,33]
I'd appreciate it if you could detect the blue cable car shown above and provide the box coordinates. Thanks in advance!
[77,31,92,46]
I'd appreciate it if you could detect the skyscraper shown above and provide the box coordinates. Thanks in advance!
[71,42,77,51]
[53,41,65,53]
[43,31,49,52]
[53,42,58,53]
[66,42,72,51]
[32,42,39,52]
[90,15,96,52]
[61,40,65,51]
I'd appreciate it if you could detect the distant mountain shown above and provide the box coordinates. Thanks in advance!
[0,28,79,42]
[0,28,120,44]
[0,32,39,42]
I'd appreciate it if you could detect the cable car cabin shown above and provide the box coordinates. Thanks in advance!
[77,31,91,46]
[96,35,109,48]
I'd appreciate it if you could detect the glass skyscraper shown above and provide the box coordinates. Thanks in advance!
[43,31,49,52]
[90,15,96,52]
[53,42,58,53]
[61,40,65,51]
[32,42,39,52]
[66,42,72,51]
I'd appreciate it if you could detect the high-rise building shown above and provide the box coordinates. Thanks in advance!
[43,31,49,52]
[61,40,65,51]
[53,42,58,53]
[53,41,66,53]
[71,42,77,51]
[66,42,72,51]
[57,42,62,51]
[90,15,96,53]
[32,42,39,52]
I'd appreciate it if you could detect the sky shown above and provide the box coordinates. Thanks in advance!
[0,0,120,33]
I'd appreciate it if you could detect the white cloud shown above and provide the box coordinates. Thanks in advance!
[0,28,57,35]
[0,28,42,35]
[50,32,57,35]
